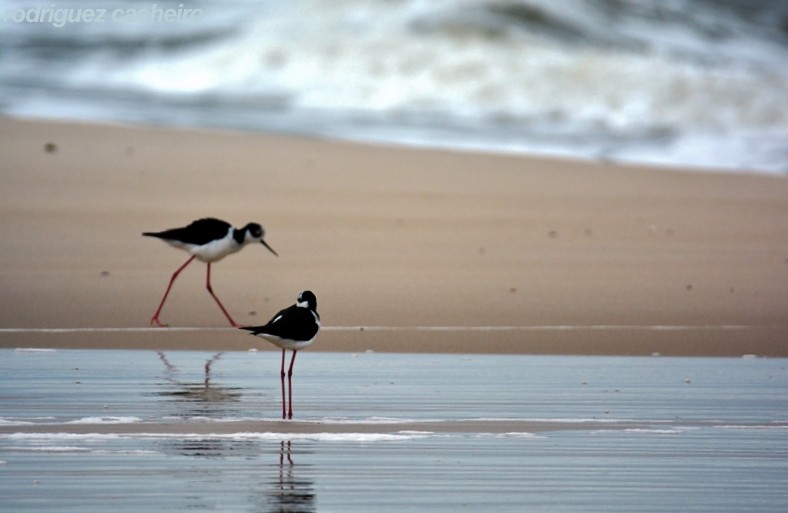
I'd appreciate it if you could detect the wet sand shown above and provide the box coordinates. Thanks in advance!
[1,117,787,355]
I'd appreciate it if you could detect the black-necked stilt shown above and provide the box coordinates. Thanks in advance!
[241,290,320,419]
[143,217,278,327]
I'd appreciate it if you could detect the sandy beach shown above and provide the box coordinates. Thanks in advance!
[1,117,786,355]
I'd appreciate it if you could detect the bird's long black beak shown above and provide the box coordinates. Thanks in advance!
[261,239,278,257]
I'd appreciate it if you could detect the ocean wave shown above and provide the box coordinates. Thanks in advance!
[2,0,787,172]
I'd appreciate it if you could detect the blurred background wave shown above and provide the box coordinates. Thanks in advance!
[2,0,787,173]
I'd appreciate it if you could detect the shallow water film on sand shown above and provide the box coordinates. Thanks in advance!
[1,349,786,512]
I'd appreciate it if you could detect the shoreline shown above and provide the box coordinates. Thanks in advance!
[1,117,787,356]
[2,325,786,356]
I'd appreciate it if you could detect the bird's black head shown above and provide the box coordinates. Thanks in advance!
[245,223,263,239]
[241,222,278,256]
[297,290,317,311]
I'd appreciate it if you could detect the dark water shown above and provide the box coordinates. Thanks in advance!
[1,349,787,512]
[2,0,787,172]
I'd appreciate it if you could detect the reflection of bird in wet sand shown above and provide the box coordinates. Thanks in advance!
[241,291,320,419]
[265,440,315,513]
[156,351,241,408]
[144,217,278,327]
[155,352,258,459]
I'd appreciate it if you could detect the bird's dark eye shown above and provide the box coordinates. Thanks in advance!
[251,227,262,237]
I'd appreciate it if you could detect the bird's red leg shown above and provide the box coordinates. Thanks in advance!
[150,255,196,327]
[280,349,287,419]
[287,350,298,420]
[205,262,240,327]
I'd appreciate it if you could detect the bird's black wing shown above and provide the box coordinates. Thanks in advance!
[241,305,319,342]
[143,218,231,245]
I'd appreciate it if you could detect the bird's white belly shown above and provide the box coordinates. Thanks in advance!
[255,333,315,351]
[168,237,240,263]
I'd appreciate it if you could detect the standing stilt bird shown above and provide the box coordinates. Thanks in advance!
[143,217,278,327]
[241,291,320,419]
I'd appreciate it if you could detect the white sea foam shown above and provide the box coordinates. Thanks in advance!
[503,432,544,439]
[1,433,122,441]
[90,450,162,456]
[6,445,94,453]
[475,417,669,424]
[66,416,143,425]
[717,424,788,431]
[473,432,545,439]
[126,432,431,442]
[0,431,432,443]
[318,416,423,425]
[620,428,687,435]
[0,418,35,426]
